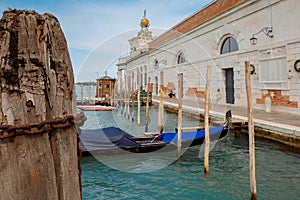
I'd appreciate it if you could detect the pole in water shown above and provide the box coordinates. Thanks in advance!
[245,61,257,199]
[145,77,150,132]
[137,71,141,126]
[204,66,211,174]
[131,72,135,122]
[158,89,164,133]
[177,73,183,157]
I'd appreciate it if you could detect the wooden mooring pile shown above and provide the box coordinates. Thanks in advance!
[0,10,83,200]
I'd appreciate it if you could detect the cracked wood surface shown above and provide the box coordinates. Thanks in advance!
[0,10,80,200]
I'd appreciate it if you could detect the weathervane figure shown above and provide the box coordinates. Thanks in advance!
[140,9,150,30]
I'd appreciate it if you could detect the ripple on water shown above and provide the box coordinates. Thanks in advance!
[80,109,300,200]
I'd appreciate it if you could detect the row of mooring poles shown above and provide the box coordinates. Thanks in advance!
[119,71,143,126]
[79,83,94,105]
[117,75,157,133]
[116,62,256,198]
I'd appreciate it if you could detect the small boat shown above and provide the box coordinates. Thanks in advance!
[79,110,231,155]
[77,105,117,111]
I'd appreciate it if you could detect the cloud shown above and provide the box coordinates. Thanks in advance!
[0,0,213,81]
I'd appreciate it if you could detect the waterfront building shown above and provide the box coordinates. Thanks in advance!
[117,0,300,115]
[96,73,116,105]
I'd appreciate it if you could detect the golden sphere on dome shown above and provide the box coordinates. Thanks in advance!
[140,18,149,28]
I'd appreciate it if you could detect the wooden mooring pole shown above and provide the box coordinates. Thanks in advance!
[158,89,164,133]
[145,77,150,132]
[0,10,81,200]
[177,73,183,157]
[127,75,130,119]
[124,75,128,117]
[131,72,135,122]
[204,66,211,173]
[137,71,141,126]
[119,81,122,108]
[245,61,257,199]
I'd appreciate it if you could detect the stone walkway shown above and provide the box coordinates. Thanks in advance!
[152,96,300,147]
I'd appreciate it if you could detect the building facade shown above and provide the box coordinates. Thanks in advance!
[96,75,116,99]
[117,0,300,115]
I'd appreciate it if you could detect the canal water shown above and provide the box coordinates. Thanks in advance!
[79,107,300,200]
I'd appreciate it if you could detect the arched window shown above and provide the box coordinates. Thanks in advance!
[177,52,185,64]
[220,37,239,54]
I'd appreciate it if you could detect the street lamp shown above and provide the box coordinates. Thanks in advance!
[250,27,273,45]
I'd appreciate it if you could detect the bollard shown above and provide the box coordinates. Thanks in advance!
[264,97,271,113]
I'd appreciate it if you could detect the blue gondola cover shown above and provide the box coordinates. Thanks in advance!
[156,125,224,144]
[79,127,141,152]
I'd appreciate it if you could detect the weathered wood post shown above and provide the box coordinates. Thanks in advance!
[0,10,81,200]
[177,73,183,157]
[120,80,124,114]
[119,74,123,111]
[245,61,257,199]
[127,75,130,119]
[158,89,164,134]
[145,77,150,132]
[131,72,135,122]
[137,71,141,126]
[123,75,128,117]
[204,66,211,174]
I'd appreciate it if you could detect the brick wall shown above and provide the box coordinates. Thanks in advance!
[185,87,205,98]
[256,90,298,108]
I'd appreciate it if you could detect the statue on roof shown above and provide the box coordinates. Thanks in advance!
[140,9,149,30]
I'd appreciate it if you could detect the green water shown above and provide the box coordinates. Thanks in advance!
[79,107,300,200]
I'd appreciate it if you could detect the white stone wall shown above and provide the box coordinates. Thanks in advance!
[119,0,300,114]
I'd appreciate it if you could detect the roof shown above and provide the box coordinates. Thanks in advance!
[149,0,246,50]
[98,75,116,80]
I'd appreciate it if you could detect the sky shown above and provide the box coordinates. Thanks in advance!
[0,0,213,82]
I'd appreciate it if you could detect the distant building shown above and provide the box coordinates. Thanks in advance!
[96,74,116,100]
[117,0,300,115]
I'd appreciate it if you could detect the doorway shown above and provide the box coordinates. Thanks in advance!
[225,68,234,104]
[155,76,158,95]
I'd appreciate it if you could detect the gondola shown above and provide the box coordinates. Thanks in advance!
[79,110,231,155]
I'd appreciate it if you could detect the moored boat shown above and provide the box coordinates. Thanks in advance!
[77,105,117,111]
[79,110,231,155]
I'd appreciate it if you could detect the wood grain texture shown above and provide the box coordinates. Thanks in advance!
[0,10,79,200]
